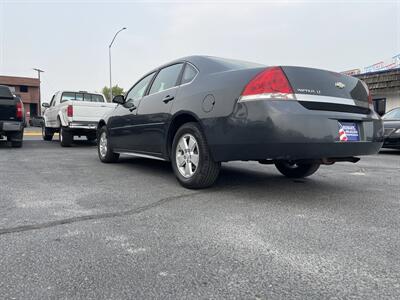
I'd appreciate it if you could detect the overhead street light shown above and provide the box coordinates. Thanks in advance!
[109,27,127,102]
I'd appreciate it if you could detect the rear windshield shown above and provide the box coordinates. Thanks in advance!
[0,86,14,99]
[61,92,104,103]
[206,57,264,71]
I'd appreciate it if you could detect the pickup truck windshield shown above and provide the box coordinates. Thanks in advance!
[61,92,104,103]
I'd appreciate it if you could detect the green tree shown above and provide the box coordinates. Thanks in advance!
[102,85,124,102]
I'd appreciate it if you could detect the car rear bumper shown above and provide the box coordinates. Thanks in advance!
[202,100,384,162]
[383,138,400,149]
[0,121,23,133]
[68,121,98,130]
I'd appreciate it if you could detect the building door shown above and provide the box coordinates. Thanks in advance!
[30,103,38,116]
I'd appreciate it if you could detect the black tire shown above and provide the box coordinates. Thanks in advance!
[10,130,24,148]
[171,122,220,189]
[59,126,73,147]
[11,140,23,148]
[274,161,320,178]
[97,126,119,163]
[42,125,54,141]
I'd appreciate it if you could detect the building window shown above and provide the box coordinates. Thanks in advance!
[20,85,28,92]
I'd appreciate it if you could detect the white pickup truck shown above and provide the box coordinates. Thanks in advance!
[42,91,116,147]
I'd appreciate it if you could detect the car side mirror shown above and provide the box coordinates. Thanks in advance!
[375,99,386,116]
[112,95,125,104]
[42,103,50,108]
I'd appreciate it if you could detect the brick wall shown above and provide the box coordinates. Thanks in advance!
[0,75,41,121]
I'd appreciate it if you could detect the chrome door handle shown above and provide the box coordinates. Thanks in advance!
[162,95,174,103]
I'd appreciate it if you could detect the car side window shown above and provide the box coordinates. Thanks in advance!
[49,95,55,107]
[148,63,184,95]
[126,72,155,103]
[181,64,198,85]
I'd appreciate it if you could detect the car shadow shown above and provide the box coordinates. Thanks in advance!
[0,140,11,149]
[116,157,339,197]
[118,157,173,175]
[69,139,97,147]
[0,138,97,150]
[379,149,400,155]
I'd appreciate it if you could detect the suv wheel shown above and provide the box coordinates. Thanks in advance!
[171,122,220,189]
[98,126,119,163]
[42,125,54,141]
[59,126,73,147]
[274,161,320,178]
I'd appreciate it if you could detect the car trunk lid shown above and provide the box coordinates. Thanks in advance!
[281,66,370,113]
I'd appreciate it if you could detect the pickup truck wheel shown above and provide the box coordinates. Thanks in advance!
[59,126,73,147]
[274,161,320,178]
[98,126,119,163]
[171,122,220,189]
[42,125,54,141]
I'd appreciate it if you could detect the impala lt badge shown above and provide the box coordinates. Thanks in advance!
[335,82,346,89]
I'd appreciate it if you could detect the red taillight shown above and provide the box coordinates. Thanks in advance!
[361,80,373,109]
[67,105,73,117]
[240,67,295,101]
[16,101,23,120]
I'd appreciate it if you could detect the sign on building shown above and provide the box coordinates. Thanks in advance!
[363,54,400,74]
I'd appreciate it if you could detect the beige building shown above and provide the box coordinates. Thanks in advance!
[355,68,400,115]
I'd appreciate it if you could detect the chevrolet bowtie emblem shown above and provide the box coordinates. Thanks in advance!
[335,82,346,89]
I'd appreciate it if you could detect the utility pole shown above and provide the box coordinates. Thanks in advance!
[109,27,127,102]
[33,68,44,115]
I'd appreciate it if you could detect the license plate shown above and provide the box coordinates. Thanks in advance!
[338,122,360,142]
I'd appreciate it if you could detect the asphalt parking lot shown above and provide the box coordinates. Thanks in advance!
[0,135,399,299]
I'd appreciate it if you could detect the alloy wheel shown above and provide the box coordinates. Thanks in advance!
[99,132,108,158]
[176,134,199,178]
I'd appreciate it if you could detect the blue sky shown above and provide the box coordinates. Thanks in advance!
[0,0,399,102]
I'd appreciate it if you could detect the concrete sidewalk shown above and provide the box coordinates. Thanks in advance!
[24,127,58,136]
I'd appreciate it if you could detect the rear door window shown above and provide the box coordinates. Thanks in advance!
[148,64,183,95]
